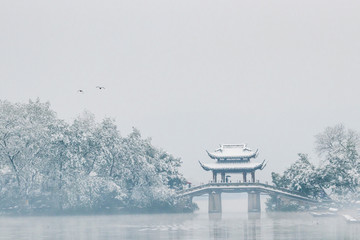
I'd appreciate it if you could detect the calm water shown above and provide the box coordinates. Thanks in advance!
[0,195,359,240]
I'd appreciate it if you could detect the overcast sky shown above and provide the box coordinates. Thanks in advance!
[1,0,360,183]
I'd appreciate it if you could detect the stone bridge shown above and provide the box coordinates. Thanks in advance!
[177,182,321,213]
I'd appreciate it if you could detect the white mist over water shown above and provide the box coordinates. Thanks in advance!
[1,195,359,240]
[0,211,358,240]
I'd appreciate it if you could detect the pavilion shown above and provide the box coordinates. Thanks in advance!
[199,144,266,183]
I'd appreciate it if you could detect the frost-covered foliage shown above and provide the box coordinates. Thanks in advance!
[315,124,360,202]
[268,124,360,211]
[267,154,325,211]
[0,99,190,213]
[271,154,324,198]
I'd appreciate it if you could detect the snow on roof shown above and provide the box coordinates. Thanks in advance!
[199,160,266,172]
[206,144,258,160]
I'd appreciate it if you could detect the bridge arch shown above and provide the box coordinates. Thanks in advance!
[178,182,319,213]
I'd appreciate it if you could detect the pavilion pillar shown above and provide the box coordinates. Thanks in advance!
[243,172,247,183]
[213,171,217,183]
[251,172,255,183]
[248,191,261,212]
[221,172,225,182]
[209,191,222,213]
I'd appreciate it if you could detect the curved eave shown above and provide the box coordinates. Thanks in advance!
[254,149,259,158]
[199,159,267,172]
[199,160,211,171]
[206,150,216,159]
[261,159,268,170]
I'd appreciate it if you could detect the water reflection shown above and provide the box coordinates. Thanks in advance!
[0,212,360,239]
[209,213,227,239]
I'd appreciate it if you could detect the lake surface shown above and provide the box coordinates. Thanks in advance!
[0,195,359,240]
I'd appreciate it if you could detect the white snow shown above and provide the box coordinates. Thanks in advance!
[207,144,258,159]
[199,160,265,171]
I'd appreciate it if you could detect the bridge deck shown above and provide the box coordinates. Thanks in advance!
[178,182,319,203]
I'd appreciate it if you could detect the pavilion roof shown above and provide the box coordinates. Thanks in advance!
[206,144,258,160]
[199,160,266,172]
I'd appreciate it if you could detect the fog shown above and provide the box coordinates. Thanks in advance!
[1,0,360,184]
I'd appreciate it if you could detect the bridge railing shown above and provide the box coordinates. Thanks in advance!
[178,181,317,200]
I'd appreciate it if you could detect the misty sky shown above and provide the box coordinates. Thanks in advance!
[1,0,360,183]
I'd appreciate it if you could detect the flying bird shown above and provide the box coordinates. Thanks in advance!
[96,86,105,90]
[78,90,84,93]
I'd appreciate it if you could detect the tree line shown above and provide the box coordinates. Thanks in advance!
[267,124,360,210]
[0,99,193,214]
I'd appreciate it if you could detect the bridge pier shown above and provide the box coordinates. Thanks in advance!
[248,191,261,212]
[209,191,222,213]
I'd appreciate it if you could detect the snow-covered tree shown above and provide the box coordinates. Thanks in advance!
[268,124,360,210]
[271,153,324,198]
[315,124,360,201]
[0,99,58,209]
[0,99,191,213]
[119,128,186,210]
